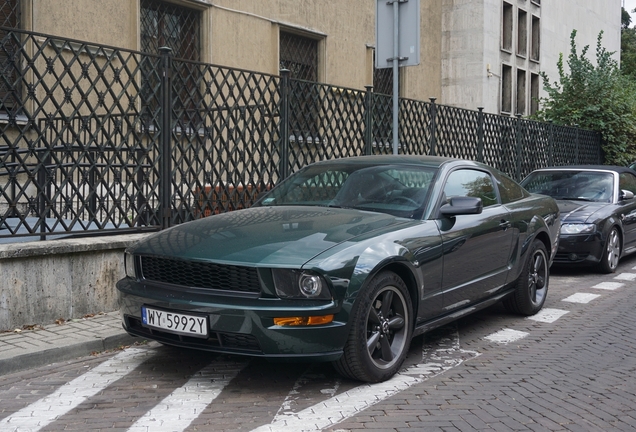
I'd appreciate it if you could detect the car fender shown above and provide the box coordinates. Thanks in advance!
[303,223,443,328]
[506,200,559,282]
[596,215,623,246]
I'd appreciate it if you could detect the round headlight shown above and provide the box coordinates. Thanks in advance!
[298,273,323,297]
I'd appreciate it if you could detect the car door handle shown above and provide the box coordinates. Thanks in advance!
[499,220,512,230]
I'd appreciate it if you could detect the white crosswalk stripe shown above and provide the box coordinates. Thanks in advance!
[251,328,479,432]
[528,308,569,323]
[0,348,153,432]
[484,328,528,344]
[614,273,636,281]
[563,293,601,303]
[592,281,624,290]
[127,359,248,432]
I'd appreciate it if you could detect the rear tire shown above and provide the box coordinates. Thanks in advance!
[333,271,413,383]
[503,239,549,316]
[598,227,620,274]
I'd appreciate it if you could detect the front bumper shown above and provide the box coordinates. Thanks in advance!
[117,278,348,362]
[553,232,604,266]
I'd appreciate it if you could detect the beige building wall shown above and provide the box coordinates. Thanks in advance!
[20,0,443,99]
[17,0,621,113]
[209,0,375,89]
[26,0,138,49]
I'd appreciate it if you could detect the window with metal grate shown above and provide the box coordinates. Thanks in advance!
[0,0,20,112]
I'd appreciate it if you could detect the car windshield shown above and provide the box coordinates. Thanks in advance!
[256,163,437,219]
[521,170,614,203]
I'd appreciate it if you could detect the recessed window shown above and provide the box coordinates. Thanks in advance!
[531,15,540,61]
[0,0,21,112]
[530,73,540,115]
[502,2,513,52]
[501,64,512,114]
[140,0,202,126]
[516,69,526,115]
[280,31,321,140]
[280,31,319,82]
[140,0,201,61]
[517,9,527,57]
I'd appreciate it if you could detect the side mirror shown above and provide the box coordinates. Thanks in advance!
[439,196,483,216]
[620,189,635,201]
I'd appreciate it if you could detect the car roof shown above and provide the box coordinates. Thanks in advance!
[308,155,479,169]
[531,165,635,175]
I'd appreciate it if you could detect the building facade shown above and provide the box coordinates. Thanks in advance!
[3,0,622,116]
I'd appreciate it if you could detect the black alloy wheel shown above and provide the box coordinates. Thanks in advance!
[503,239,549,316]
[333,271,413,383]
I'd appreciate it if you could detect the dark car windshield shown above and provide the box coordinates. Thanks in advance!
[521,170,614,203]
[256,163,437,219]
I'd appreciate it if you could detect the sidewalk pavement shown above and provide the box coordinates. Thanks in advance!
[0,311,137,376]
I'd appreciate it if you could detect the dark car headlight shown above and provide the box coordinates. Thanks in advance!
[560,223,596,235]
[124,252,137,279]
[272,269,331,300]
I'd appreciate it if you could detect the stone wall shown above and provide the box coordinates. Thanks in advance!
[0,234,148,331]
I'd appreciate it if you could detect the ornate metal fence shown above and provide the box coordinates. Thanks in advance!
[0,28,602,242]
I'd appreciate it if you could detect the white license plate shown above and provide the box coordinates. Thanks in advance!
[141,306,208,338]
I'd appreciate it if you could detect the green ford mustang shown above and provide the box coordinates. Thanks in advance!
[117,155,560,382]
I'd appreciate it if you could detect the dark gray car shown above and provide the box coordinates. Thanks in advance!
[521,165,636,273]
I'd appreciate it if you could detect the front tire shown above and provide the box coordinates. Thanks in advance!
[598,227,621,274]
[503,239,549,316]
[333,271,413,383]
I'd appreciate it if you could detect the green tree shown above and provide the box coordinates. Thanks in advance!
[621,8,636,79]
[533,30,636,165]
[622,7,632,29]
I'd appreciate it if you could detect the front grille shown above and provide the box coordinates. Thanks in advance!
[140,256,261,294]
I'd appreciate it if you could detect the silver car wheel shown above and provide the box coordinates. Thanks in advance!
[528,247,548,307]
[604,228,621,272]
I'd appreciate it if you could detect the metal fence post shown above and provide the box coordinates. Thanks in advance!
[515,114,522,181]
[279,69,290,180]
[575,125,580,165]
[429,98,437,156]
[548,121,554,167]
[159,46,173,230]
[477,107,484,162]
[364,85,374,155]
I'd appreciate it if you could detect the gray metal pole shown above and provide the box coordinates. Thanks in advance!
[392,0,399,155]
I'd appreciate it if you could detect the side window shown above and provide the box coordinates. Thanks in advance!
[497,172,528,204]
[443,169,498,207]
[619,172,636,195]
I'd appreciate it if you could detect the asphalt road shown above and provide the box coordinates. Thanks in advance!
[1,255,635,431]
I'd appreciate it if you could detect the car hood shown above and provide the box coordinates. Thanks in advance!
[557,200,606,224]
[130,206,418,267]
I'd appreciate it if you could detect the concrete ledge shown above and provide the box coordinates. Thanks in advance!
[0,233,150,259]
[0,233,151,331]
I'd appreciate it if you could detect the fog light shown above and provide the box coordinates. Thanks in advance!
[274,315,334,326]
[568,253,578,261]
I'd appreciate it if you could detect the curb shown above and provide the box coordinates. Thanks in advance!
[0,332,138,376]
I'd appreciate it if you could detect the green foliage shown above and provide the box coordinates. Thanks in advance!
[622,7,632,29]
[622,25,636,79]
[533,30,636,166]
